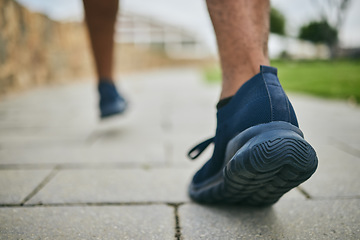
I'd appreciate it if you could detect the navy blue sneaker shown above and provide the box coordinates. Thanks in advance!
[98,81,127,118]
[188,65,318,205]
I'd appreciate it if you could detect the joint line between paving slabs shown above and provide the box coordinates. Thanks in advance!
[332,139,360,158]
[20,166,60,205]
[0,201,187,208]
[168,203,183,240]
[297,186,312,199]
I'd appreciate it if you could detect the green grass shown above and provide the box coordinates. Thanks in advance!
[204,59,360,103]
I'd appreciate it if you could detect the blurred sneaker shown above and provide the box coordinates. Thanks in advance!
[98,81,127,119]
[188,65,318,205]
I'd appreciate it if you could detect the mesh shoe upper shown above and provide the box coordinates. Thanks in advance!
[98,81,127,118]
[191,65,298,185]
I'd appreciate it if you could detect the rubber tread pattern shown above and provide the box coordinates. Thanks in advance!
[190,134,318,205]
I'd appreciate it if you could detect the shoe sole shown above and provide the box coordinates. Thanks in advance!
[189,121,318,205]
[100,102,128,119]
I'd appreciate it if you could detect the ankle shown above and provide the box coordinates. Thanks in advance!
[98,77,115,85]
[220,60,269,99]
[220,71,255,99]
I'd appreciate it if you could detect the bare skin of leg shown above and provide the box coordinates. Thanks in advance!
[206,0,270,99]
[83,0,119,83]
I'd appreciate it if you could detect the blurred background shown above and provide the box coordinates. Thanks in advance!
[1,0,360,102]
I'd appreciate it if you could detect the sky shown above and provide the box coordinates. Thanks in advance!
[15,0,360,48]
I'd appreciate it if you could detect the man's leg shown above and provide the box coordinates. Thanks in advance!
[207,0,270,99]
[188,0,317,205]
[83,0,118,82]
[83,0,127,118]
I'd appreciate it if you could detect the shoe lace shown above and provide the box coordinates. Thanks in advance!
[187,137,214,160]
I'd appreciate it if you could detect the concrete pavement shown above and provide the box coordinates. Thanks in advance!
[0,67,359,239]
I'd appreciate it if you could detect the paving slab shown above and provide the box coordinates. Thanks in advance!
[300,144,360,198]
[0,105,167,166]
[0,169,52,204]
[27,168,303,205]
[0,83,96,129]
[331,135,360,156]
[0,205,174,240]
[165,133,214,168]
[291,95,360,145]
[27,169,192,204]
[180,199,360,240]
[0,144,165,166]
[1,66,360,239]
[0,133,91,149]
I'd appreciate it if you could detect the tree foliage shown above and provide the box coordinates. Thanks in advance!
[270,7,285,35]
[299,20,338,46]
[299,0,352,46]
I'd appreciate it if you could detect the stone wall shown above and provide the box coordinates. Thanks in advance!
[0,0,213,96]
[0,0,92,95]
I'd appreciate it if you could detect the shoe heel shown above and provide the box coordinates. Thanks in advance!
[224,122,318,205]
